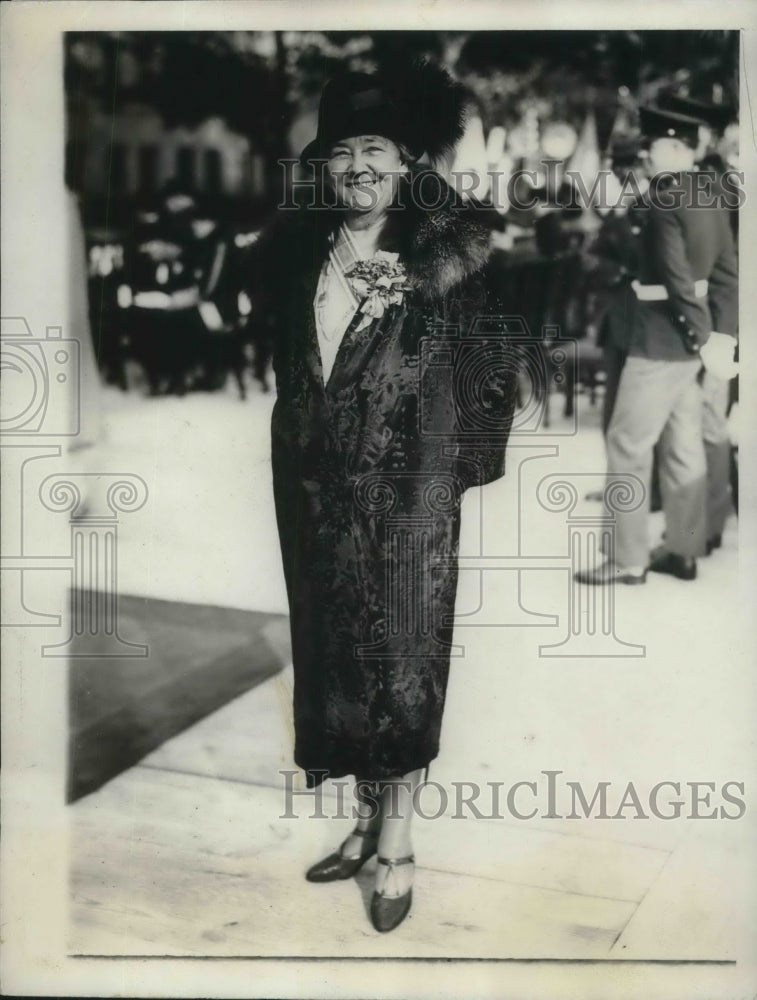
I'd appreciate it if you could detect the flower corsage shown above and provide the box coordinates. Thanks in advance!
[344,251,411,332]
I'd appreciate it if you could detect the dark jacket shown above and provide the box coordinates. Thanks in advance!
[629,171,738,361]
[698,153,740,242]
[251,170,516,785]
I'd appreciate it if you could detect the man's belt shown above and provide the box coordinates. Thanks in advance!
[631,279,709,301]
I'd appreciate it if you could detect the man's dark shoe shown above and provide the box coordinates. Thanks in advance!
[574,561,647,586]
[648,551,697,581]
[706,534,722,556]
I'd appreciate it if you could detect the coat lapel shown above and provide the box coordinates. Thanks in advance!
[300,264,329,394]
[324,302,401,398]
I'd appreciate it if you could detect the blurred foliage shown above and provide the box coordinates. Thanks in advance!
[456,30,739,149]
[66,32,286,142]
[65,28,739,152]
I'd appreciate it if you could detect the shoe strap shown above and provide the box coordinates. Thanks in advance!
[339,829,378,860]
[375,855,415,898]
[377,854,415,867]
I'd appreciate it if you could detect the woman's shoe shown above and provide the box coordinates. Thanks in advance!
[370,855,415,932]
[305,828,378,883]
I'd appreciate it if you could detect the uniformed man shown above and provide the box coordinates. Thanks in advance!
[120,180,204,395]
[575,106,738,585]
[658,92,736,174]
[658,91,739,239]
[657,93,740,552]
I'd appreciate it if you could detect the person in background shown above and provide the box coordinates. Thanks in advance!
[585,135,647,436]
[657,92,740,552]
[586,138,669,512]
[190,202,249,399]
[658,92,736,170]
[658,91,739,240]
[532,174,585,259]
[575,106,738,586]
[120,180,203,395]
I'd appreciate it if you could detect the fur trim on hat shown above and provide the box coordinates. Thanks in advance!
[301,58,470,165]
[388,57,469,162]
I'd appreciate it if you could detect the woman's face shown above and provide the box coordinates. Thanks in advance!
[326,135,407,214]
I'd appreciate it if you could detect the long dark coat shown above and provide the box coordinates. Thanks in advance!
[253,171,517,786]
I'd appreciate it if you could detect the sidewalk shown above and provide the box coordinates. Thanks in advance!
[69,380,754,959]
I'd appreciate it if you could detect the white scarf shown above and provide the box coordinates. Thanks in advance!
[314,221,382,382]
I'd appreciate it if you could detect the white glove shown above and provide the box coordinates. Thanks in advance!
[727,402,739,447]
[700,332,738,380]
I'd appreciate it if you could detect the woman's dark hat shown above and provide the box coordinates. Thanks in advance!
[638,106,702,149]
[300,58,468,166]
[657,93,736,134]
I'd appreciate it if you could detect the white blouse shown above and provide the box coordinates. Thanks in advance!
[314,220,384,383]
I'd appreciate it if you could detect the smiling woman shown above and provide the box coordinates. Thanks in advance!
[250,59,517,934]
[326,135,409,220]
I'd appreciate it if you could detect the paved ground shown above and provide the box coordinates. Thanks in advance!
[69,377,755,964]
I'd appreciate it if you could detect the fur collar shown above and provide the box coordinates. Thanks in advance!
[271,169,492,304]
[396,174,493,301]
